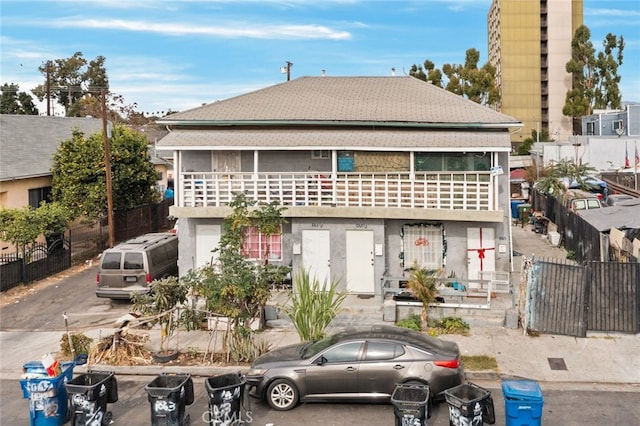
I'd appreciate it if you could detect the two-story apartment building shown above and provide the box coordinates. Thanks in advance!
[157,76,521,296]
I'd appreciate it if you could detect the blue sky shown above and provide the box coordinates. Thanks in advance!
[1,0,638,116]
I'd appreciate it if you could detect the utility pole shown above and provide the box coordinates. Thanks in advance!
[46,61,51,116]
[101,90,115,247]
[281,61,293,81]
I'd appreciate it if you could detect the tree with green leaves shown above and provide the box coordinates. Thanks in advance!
[50,125,161,220]
[0,201,73,253]
[563,25,624,132]
[410,49,499,107]
[32,52,109,117]
[517,128,555,156]
[534,159,596,197]
[182,194,288,361]
[0,83,39,115]
[409,60,443,87]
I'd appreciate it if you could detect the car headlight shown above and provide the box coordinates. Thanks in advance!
[245,368,267,377]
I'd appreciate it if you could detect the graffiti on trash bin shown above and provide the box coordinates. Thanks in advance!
[401,414,422,426]
[449,402,483,426]
[26,381,58,416]
[72,394,104,426]
[155,400,177,412]
[209,387,242,426]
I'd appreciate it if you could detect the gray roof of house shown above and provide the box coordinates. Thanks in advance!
[0,115,104,180]
[579,198,640,231]
[157,129,512,151]
[158,76,520,126]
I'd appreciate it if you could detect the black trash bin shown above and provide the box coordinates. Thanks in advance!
[145,373,194,426]
[20,361,76,426]
[204,373,247,426]
[65,370,117,426]
[390,383,430,426]
[444,382,495,426]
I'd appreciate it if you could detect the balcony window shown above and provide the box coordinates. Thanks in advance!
[415,153,490,172]
[242,225,283,261]
[312,150,330,159]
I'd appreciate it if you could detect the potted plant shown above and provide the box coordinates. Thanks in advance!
[132,276,188,362]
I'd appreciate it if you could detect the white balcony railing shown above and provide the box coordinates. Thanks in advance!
[178,172,493,210]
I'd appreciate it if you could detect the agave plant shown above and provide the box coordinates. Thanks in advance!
[283,268,346,341]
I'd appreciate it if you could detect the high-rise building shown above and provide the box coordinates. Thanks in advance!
[488,0,583,145]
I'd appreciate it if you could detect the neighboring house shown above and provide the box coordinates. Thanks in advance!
[157,76,522,296]
[531,104,640,172]
[0,115,104,210]
[0,115,104,254]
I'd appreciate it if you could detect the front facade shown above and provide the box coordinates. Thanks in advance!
[488,0,582,144]
[157,76,521,296]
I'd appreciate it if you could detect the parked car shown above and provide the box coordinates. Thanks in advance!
[245,325,464,411]
[561,189,602,213]
[605,194,636,207]
[96,233,178,299]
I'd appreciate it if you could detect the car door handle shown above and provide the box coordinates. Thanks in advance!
[345,366,357,371]
[393,364,405,370]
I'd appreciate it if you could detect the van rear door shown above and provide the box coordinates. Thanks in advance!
[97,251,148,297]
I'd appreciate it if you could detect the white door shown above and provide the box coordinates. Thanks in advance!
[301,229,331,288]
[195,224,221,269]
[467,227,496,281]
[346,230,375,293]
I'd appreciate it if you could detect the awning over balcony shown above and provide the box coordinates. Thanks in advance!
[157,129,512,152]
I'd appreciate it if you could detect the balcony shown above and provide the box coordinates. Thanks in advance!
[177,171,494,212]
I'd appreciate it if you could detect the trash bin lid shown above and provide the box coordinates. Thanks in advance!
[501,380,543,402]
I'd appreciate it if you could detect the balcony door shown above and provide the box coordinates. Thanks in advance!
[346,230,374,293]
[301,229,331,288]
[213,151,240,175]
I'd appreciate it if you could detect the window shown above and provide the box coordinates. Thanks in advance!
[101,252,122,270]
[242,225,283,261]
[612,120,624,132]
[415,153,490,172]
[28,186,52,208]
[320,342,363,363]
[586,122,596,135]
[123,252,144,270]
[312,150,330,159]
[364,342,404,361]
[402,223,445,270]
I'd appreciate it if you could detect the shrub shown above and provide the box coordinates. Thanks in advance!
[283,268,346,341]
[396,314,421,331]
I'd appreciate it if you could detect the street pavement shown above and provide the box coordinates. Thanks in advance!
[0,222,638,424]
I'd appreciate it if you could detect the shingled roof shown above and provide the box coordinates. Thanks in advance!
[158,76,519,126]
[0,115,103,180]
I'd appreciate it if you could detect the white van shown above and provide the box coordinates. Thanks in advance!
[96,233,178,299]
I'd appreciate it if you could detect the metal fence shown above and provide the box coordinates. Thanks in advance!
[524,257,640,336]
[1,200,174,291]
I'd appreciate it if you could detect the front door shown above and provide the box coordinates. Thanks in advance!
[301,229,331,287]
[346,230,375,293]
[195,224,221,269]
[466,227,496,281]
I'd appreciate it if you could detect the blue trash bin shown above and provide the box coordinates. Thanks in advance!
[510,200,524,219]
[502,379,544,426]
[20,361,75,426]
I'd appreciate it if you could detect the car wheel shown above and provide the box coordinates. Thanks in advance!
[266,379,299,411]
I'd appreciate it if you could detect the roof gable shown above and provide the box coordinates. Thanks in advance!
[158,76,519,127]
[0,115,103,181]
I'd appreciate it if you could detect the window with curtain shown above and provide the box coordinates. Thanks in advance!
[242,225,283,261]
